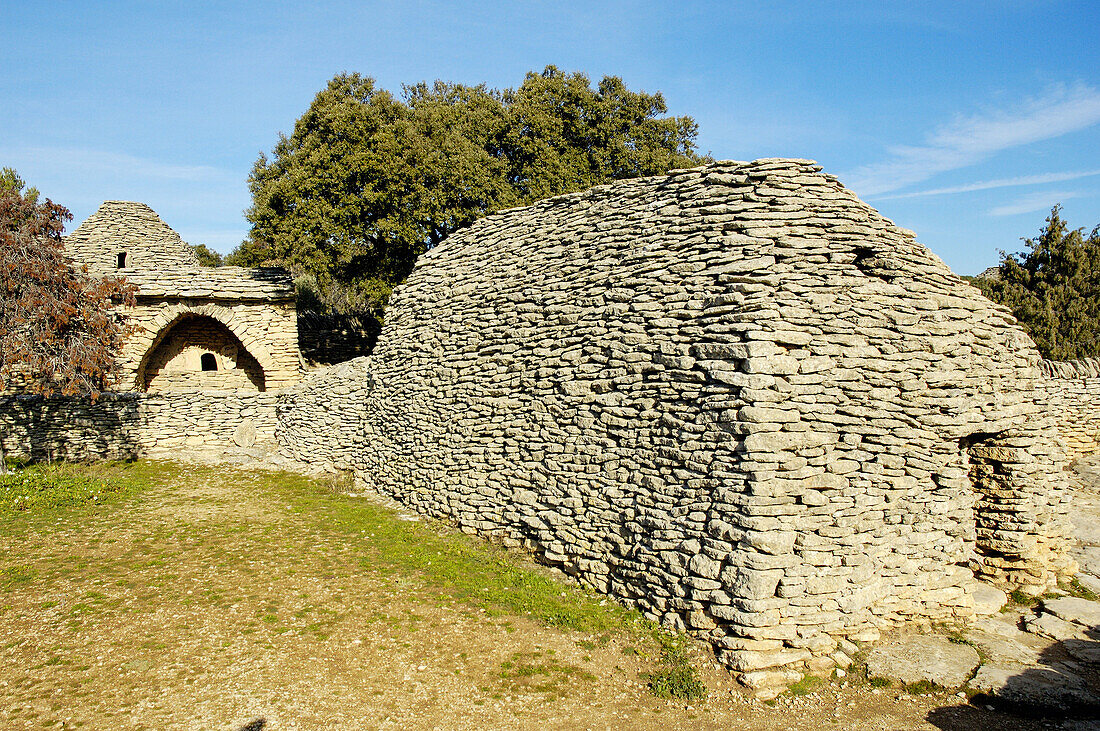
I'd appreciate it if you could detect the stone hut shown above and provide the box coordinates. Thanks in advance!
[66,201,301,392]
[279,159,1075,675]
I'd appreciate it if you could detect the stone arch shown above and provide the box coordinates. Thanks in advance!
[134,309,271,392]
[131,304,277,388]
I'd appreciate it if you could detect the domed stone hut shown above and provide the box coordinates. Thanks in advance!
[278,159,1074,675]
[66,201,301,392]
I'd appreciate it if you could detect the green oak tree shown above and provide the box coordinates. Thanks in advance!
[232,67,705,313]
[975,206,1100,360]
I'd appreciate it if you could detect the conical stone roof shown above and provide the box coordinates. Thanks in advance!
[65,201,199,272]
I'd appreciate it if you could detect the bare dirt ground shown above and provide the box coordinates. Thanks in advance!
[0,463,1088,730]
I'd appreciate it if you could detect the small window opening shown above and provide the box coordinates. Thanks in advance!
[200,353,218,371]
[116,252,127,268]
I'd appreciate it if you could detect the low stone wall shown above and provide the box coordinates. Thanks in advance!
[0,391,279,462]
[277,357,369,471]
[1036,358,1100,459]
[297,312,380,367]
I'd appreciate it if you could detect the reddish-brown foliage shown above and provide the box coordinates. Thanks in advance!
[0,187,137,398]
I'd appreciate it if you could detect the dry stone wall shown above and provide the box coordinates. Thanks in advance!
[0,391,278,462]
[1036,358,1100,459]
[297,312,380,367]
[277,159,1074,675]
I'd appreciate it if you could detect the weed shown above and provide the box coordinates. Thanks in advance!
[1066,578,1099,602]
[641,629,706,700]
[786,674,823,697]
[1007,589,1039,607]
[903,679,943,695]
[868,676,892,688]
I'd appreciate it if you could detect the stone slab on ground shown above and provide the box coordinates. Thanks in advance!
[1078,573,1100,595]
[1062,638,1100,664]
[1072,512,1100,543]
[968,663,1100,712]
[962,628,1045,667]
[1024,612,1092,641]
[970,613,1027,638]
[1043,596,1100,629]
[865,634,979,689]
[967,582,1008,615]
[1074,546,1100,576]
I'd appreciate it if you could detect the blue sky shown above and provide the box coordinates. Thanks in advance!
[2,1,1098,274]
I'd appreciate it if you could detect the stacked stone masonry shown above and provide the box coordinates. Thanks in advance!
[277,159,1076,675]
[0,200,298,465]
[1036,358,1100,459]
[0,392,279,462]
[119,268,301,392]
[64,201,199,273]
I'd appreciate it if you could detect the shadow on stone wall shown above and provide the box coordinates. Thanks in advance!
[0,394,143,463]
[297,311,381,366]
[925,623,1100,729]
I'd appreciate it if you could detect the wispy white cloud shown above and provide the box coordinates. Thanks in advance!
[874,169,1100,200]
[988,190,1083,217]
[842,83,1100,196]
[0,146,235,183]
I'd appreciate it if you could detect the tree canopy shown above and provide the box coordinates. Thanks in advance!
[975,206,1100,361]
[0,169,136,398]
[231,66,706,312]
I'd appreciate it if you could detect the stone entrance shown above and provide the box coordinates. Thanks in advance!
[138,314,266,392]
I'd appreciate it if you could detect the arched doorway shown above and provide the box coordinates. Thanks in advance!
[138,314,266,391]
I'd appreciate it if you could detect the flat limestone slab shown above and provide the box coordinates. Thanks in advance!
[865,634,979,689]
[966,581,1008,615]
[1063,638,1100,664]
[1024,612,1092,641]
[1077,573,1100,595]
[1073,545,1100,576]
[968,663,1100,711]
[962,628,1045,667]
[1042,596,1100,629]
[1071,512,1100,543]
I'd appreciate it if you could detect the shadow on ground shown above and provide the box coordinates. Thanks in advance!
[927,623,1100,729]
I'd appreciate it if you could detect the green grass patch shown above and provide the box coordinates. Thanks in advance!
[868,676,892,688]
[498,650,595,696]
[0,460,166,526]
[260,469,634,635]
[1066,578,1099,602]
[785,674,823,697]
[4,460,710,701]
[641,630,707,700]
[903,679,944,695]
[1,565,36,591]
[1006,589,1041,607]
